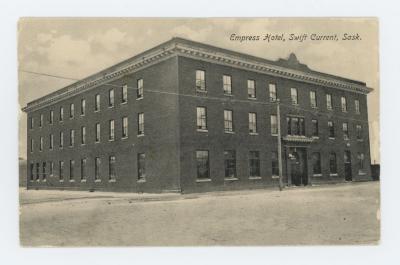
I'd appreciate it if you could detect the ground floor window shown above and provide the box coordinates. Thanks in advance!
[357,153,365,174]
[109,155,116,180]
[42,162,46,180]
[49,161,54,176]
[36,163,39,180]
[271,151,279,177]
[312,152,321,175]
[224,150,236,178]
[329,152,337,174]
[30,163,34,180]
[70,160,75,181]
[95,157,101,180]
[81,158,86,180]
[196,150,209,179]
[249,151,260,177]
[138,153,146,180]
[59,161,64,180]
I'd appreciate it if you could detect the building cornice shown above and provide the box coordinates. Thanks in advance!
[22,38,372,113]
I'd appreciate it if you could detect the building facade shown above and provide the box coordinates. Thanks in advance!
[23,38,373,193]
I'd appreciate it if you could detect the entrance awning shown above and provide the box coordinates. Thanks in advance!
[282,135,314,143]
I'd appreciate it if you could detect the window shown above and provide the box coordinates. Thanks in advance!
[196,150,209,179]
[137,79,143,98]
[36,163,39,180]
[249,151,260,178]
[95,123,100,142]
[341,96,347,112]
[122,84,128,103]
[138,113,144,135]
[81,99,86,115]
[224,110,233,132]
[312,152,322,175]
[49,161,54,176]
[81,158,86,180]
[70,103,74,118]
[60,106,64,121]
[329,152,337,174]
[247,80,256,98]
[138,153,146,180]
[95,157,101,180]
[30,117,34,129]
[271,115,278,135]
[355,99,360,114]
[122,117,128,138]
[30,163,34,180]
[95,94,100,111]
[70,160,75,181]
[196,107,207,131]
[59,161,64,181]
[109,156,116,180]
[109,89,115,107]
[311,119,319,137]
[224,150,236,178]
[223,75,232,95]
[39,137,43,151]
[328,121,335,138]
[357,153,365,174]
[81,126,86,144]
[49,110,54,124]
[42,162,46,180]
[195,70,206,91]
[343,122,349,140]
[70,129,75,147]
[291,88,298,105]
[49,134,54,150]
[109,120,115,140]
[59,131,64,148]
[30,139,34,152]
[269,83,277,102]
[326,94,332,110]
[249,112,257,134]
[271,151,279,177]
[287,116,305,136]
[40,114,43,127]
[310,91,317,108]
[356,125,362,140]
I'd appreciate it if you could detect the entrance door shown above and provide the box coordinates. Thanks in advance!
[344,151,352,181]
[289,149,308,186]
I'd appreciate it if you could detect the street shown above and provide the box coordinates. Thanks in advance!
[20,182,380,246]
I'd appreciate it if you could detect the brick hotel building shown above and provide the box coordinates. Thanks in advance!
[23,37,373,193]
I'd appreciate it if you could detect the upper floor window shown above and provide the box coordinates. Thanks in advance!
[109,120,115,140]
[355,99,360,114]
[49,110,54,124]
[223,75,232,95]
[95,94,100,111]
[248,112,257,134]
[343,122,349,140]
[287,116,305,136]
[291,88,298,105]
[224,110,233,133]
[270,115,278,135]
[70,103,74,118]
[326,93,332,110]
[122,117,128,138]
[122,84,128,103]
[39,114,43,127]
[109,89,115,107]
[310,91,317,108]
[138,113,144,135]
[269,83,277,102]
[196,107,207,131]
[60,106,64,122]
[356,124,362,140]
[312,152,322,175]
[81,99,86,116]
[311,119,319,137]
[30,117,34,129]
[95,123,100,142]
[195,150,209,180]
[328,121,335,138]
[247,80,256,99]
[341,96,347,112]
[137,79,143,99]
[195,70,206,91]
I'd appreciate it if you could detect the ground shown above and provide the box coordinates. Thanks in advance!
[19,182,380,246]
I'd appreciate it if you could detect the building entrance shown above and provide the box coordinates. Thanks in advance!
[288,148,308,186]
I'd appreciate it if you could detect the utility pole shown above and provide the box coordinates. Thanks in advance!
[276,99,284,191]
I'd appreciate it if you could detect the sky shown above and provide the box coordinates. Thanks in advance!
[18,18,379,162]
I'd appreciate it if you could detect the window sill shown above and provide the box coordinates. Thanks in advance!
[95,179,101,183]
[94,110,100,113]
[95,141,101,144]
[108,139,115,142]
[249,176,262,180]
[271,134,278,137]
[59,180,64,183]
[312,136,319,139]
[137,134,145,138]
[80,114,85,117]
[224,130,235,134]
[108,105,114,109]
[313,174,322,177]
[358,172,367,176]
[357,139,364,142]
[224,93,233,97]
[136,97,144,101]
[292,103,299,106]
[81,143,86,146]
[328,137,335,140]
[69,179,75,183]
[248,97,257,100]
[197,129,208,133]
[137,179,146,183]
[329,173,338,177]
[196,89,207,94]
[271,175,280,179]
[121,136,128,140]
[81,179,87,183]
[196,178,211,183]
[109,179,116,183]
[121,101,128,105]
[327,108,333,111]
[249,132,259,136]
[224,177,238,181]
